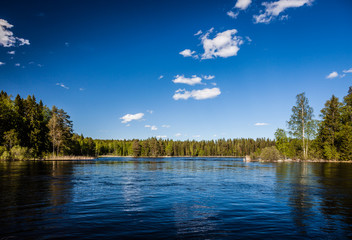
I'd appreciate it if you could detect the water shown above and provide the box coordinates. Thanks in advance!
[1,157,352,239]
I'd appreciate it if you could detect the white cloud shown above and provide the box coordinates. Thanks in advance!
[15,63,20,67]
[162,125,170,128]
[147,110,153,114]
[120,113,144,123]
[126,124,130,127]
[227,11,239,19]
[175,133,182,137]
[173,87,221,100]
[235,0,252,10]
[194,30,203,36]
[0,62,5,66]
[201,29,243,59]
[211,82,217,86]
[79,88,85,91]
[255,122,269,126]
[203,75,215,80]
[7,50,15,55]
[172,75,203,86]
[56,83,69,90]
[156,135,167,139]
[343,68,352,74]
[0,19,30,47]
[179,49,197,58]
[145,125,158,131]
[340,74,346,79]
[254,0,313,24]
[193,135,201,138]
[326,71,338,79]
[159,75,164,79]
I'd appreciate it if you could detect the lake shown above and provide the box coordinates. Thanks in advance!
[1,157,352,239]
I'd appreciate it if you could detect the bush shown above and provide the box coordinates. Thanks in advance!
[10,145,29,160]
[260,146,281,161]
[0,150,11,160]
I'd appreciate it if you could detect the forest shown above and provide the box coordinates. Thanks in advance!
[0,91,95,160]
[0,87,351,160]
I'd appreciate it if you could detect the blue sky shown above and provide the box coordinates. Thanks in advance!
[0,0,351,140]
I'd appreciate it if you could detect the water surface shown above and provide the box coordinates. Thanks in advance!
[1,157,352,239]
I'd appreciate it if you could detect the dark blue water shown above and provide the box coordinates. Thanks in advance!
[1,158,352,239]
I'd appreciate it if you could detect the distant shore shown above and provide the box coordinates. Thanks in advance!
[98,155,246,158]
[41,156,96,160]
[97,155,351,162]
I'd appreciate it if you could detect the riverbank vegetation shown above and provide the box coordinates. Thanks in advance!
[95,138,275,157]
[0,91,95,160]
[272,87,352,161]
[1,87,352,160]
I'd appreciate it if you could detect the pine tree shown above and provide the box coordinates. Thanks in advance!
[317,95,342,160]
[339,87,352,160]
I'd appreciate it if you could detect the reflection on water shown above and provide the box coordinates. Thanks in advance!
[0,158,352,239]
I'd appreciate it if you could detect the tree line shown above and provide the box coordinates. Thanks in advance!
[0,91,95,159]
[273,87,352,161]
[95,138,275,157]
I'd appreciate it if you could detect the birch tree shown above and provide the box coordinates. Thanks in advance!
[287,93,314,159]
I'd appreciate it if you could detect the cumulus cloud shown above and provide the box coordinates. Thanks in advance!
[179,49,197,58]
[235,0,252,10]
[56,83,69,89]
[0,19,30,47]
[254,0,313,24]
[0,62,5,66]
[147,110,153,114]
[158,75,164,79]
[343,68,352,74]
[326,71,338,79]
[175,133,182,137]
[173,88,221,100]
[255,122,269,126]
[15,63,20,67]
[201,29,243,59]
[7,50,15,55]
[203,75,215,80]
[227,11,239,19]
[162,125,170,128]
[172,75,203,86]
[120,113,144,123]
[193,135,201,138]
[145,125,158,131]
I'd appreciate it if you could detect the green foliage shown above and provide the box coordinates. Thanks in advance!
[10,145,29,160]
[260,146,281,161]
[0,91,95,159]
[132,140,141,157]
[287,92,315,159]
[95,138,275,157]
[274,128,289,158]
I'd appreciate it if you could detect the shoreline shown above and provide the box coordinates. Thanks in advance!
[38,156,96,161]
[98,155,246,159]
[97,155,351,162]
